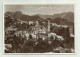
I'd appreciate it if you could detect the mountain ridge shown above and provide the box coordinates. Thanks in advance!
[35,12,74,22]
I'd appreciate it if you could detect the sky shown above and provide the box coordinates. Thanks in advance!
[4,5,74,15]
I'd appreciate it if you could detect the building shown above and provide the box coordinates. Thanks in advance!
[47,20,50,32]
[29,25,47,34]
[28,25,47,39]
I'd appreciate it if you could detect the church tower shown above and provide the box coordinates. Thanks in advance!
[48,20,50,32]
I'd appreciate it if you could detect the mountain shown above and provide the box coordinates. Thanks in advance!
[52,17,74,26]
[5,11,74,26]
[35,14,53,19]
[52,12,74,22]
[21,14,43,21]
[36,12,74,22]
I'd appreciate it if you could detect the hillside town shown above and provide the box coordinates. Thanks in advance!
[4,12,74,53]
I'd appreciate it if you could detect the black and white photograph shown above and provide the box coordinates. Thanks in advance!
[4,4,75,53]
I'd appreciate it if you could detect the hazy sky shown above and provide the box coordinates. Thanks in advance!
[4,5,74,15]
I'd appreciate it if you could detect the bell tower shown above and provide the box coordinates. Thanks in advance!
[48,20,50,32]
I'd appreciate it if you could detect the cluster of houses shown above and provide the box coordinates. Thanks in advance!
[5,17,75,53]
[5,18,74,41]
